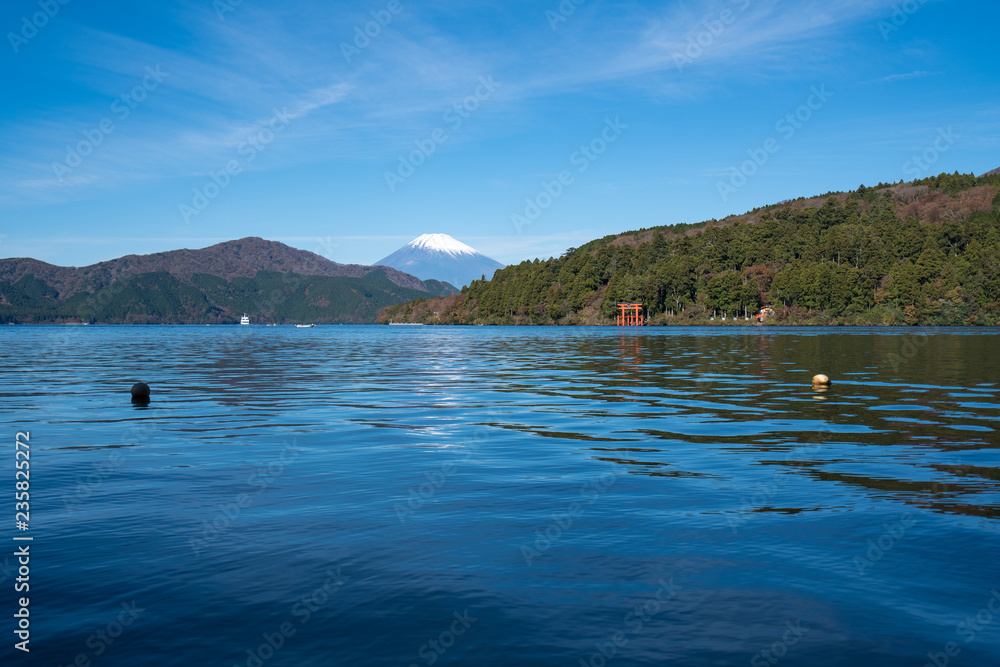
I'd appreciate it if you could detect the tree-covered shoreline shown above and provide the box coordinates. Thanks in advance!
[380,172,1000,326]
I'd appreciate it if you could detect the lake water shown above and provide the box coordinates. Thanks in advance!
[2,325,999,666]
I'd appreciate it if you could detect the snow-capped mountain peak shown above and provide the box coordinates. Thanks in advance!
[375,234,505,288]
[407,233,477,257]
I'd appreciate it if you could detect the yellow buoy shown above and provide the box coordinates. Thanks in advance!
[812,374,831,386]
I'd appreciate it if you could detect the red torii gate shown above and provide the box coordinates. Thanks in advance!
[616,302,644,326]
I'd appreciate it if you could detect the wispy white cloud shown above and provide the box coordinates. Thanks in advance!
[17,174,100,189]
[0,0,929,208]
[600,0,899,83]
[865,70,936,84]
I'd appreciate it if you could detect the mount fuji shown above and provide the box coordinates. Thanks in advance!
[375,234,505,289]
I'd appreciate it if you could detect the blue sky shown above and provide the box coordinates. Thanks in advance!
[1,0,997,268]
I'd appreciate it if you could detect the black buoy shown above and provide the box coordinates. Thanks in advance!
[131,381,150,404]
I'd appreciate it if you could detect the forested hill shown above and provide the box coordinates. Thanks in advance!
[379,171,1000,326]
[0,238,458,324]
[0,237,441,296]
[0,269,452,325]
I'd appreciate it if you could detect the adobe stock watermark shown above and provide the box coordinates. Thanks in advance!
[878,0,930,40]
[189,443,301,555]
[546,0,587,30]
[341,0,403,63]
[750,620,809,667]
[234,565,349,667]
[384,75,499,192]
[407,610,478,667]
[7,0,71,54]
[214,0,244,21]
[724,437,825,534]
[179,107,293,223]
[394,442,481,524]
[923,589,1000,667]
[902,127,958,180]
[55,600,145,667]
[579,577,682,667]
[511,116,627,233]
[394,414,497,522]
[673,0,750,71]
[52,65,168,179]
[253,235,341,320]
[886,331,929,372]
[520,464,621,565]
[61,423,155,515]
[850,511,916,576]
[716,85,833,202]
[60,448,126,515]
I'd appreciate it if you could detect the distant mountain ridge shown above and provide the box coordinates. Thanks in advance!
[0,237,458,324]
[0,237,445,298]
[375,233,505,288]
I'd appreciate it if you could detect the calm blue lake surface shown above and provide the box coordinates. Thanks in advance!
[2,325,999,666]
